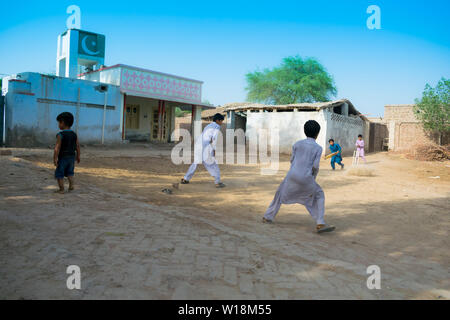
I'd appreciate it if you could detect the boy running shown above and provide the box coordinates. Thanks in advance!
[181,113,226,188]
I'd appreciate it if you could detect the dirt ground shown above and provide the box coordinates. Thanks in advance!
[0,143,449,299]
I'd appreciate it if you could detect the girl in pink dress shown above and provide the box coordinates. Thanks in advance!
[355,135,366,163]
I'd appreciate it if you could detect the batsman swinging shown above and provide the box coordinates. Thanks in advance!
[327,139,344,170]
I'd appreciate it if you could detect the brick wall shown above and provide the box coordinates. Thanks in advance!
[384,104,447,150]
[384,105,419,122]
[395,122,430,150]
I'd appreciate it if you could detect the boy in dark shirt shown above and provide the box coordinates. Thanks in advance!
[54,112,80,194]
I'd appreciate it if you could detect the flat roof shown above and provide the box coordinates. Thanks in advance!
[78,64,204,84]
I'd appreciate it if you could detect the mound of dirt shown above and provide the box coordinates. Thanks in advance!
[406,143,450,161]
[347,165,375,177]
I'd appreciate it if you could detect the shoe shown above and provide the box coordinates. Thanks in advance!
[215,182,226,188]
[181,178,189,184]
[262,217,273,224]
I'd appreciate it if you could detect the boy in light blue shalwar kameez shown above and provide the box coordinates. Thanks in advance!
[328,139,344,170]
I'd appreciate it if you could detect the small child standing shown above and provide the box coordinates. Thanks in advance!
[262,120,335,234]
[54,112,80,194]
[328,139,344,170]
[355,134,366,163]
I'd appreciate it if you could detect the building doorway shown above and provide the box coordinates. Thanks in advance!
[126,104,140,131]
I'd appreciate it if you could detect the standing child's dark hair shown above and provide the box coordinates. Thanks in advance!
[56,112,74,127]
[212,113,224,122]
[329,139,334,143]
[304,120,321,138]
[358,134,363,138]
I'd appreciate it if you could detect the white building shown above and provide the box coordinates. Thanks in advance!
[223,99,370,155]
[1,28,213,147]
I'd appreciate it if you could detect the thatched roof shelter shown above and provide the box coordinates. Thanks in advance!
[223,98,363,116]
[201,106,226,120]
[201,99,367,121]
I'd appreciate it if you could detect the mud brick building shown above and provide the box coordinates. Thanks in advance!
[384,104,446,150]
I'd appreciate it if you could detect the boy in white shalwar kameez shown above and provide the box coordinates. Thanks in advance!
[262,120,335,233]
[181,113,226,188]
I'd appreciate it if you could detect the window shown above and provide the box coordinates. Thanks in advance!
[333,106,342,114]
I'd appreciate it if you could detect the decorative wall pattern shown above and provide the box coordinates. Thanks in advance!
[121,67,201,104]
[330,112,363,127]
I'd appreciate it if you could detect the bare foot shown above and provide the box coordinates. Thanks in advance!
[54,189,64,194]
[68,186,74,191]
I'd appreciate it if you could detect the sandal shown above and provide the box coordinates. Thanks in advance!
[180,178,189,184]
[215,182,226,188]
[316,224,336,234]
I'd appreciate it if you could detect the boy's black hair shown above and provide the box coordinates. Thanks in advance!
[358,134,363,138]
[212,113,225,122]
[56,112,74,127]
[329,139,334,143]
[304,120,321,138]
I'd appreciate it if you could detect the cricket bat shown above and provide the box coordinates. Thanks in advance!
[324,151,339,160]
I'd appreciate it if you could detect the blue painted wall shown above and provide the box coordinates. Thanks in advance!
[2,72,122,146]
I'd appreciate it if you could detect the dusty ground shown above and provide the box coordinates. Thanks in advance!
[0,143,449,299]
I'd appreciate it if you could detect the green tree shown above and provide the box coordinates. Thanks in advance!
[245,55,337,104]
[175,107,192,117]
[414,78,450,145]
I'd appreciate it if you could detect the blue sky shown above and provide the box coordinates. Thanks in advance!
[0,0,449,116]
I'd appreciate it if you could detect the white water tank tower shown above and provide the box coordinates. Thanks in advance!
[56,29,105,78]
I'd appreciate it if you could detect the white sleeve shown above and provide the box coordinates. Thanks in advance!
[211,128,219,150]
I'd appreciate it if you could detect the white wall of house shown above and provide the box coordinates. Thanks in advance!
[81,67,121,86]
[245,108,365,155]
[245,110,327,154]
[2,72,122,147]
[324,109,366,156]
